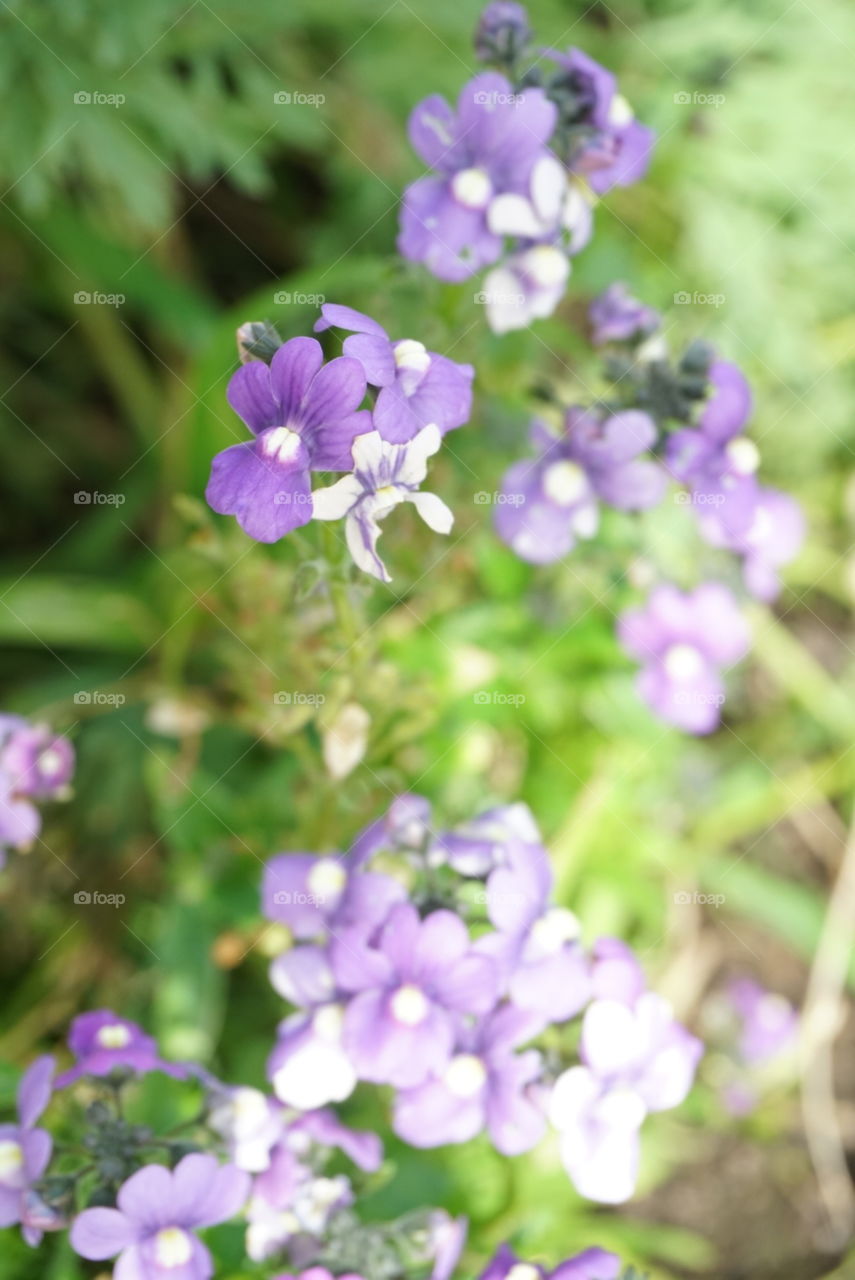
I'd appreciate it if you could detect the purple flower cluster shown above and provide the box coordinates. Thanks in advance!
[478,1243,621,1279]
[262,795,701,1203]
[397,6,654,331]
[206,310,471,581]
[0,716,74,864]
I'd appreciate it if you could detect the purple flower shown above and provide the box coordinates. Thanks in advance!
[0,1056,54,1245]
[541,48,654,193]
[70,1154,250,1279]
[349,792,433,866]
[434,800,542,877]
[331,902,498,1088]
[268,1005,357,1110]
[398,72,557,282]
[270,944,340,1009]
[393,1004,545,1155]
[273,1271,364,1280]
[618,582,750,733]
[728,979,797,1065]
[474,3,531,63]
[311,426,454,583]
[479,1244,621,1279]
[206,337,371,542]
[207,1086,283,1173]
[262,852,405,941]
[589,937,646,1005]
[496,410,665,564]
[0,723,74,798]
[314,304,474,442]
[549,994,702,1202]
[427,1210,468,1280]
[478,838,590,1022]
[56,1011,189,1088]
[589,283,660,345]
[697,486,804,602]
[289,1108,383,1173]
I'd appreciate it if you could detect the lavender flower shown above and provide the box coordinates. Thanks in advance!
[315,304,474,442]
[589,282,661,345]
[697,486,804,602]
[589,937,646,1005]
[55,1010,189,1088]
[474,2,531,64]
[0,718,74,859]
[0,1056,54,1245]
[311,426,454,583]
[541,47,655,194]
[398,72,557,282]
[206,1085,283,1172]
[70,1154,249,1279]
[728,979,797,1066]
[478,837,590,1021]
[262,852,405,941]
[549,993,702,1203]
[496,410,665,564]
[349,792,433,865]
[479,1243,621,1279]
[268,1005,357,1111]
[206,337,371,542]
[434,800,542,877]
[393,1004,545,1155]
[618,582,750,733]
[330,903,498,1088]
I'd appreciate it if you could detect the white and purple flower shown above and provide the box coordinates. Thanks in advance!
[0,1056,55,1246]
[55,1011,189,1088]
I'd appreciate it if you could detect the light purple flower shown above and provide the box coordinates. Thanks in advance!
[206,1086,284,1173]
[206,337,371,542]
[0,1056,54,1245]
[479,1243,621,1279]
[268,1005,357,1110]
[474,2,531,63]
[541,47,655,193]
[311,426,454,583]
[434,800,542,877]
[393,1003,545,1155]
[331,902,498,1088]
[70,1154,250,1279]
[697,486,804,602]
[56,1011,189,1088]
[0,723,74,798]
[349,792,433,866]
[618,582,750,733]
[262,853,405,941]
[549,994,702,1203]
[314,304,474,442]
[478,838,590,1022]
[589,937,646,1006]
[427,1211,468,1280]
[398,72,558,282]
[589,283,660,345]
[273,1271,364,1280]
[728,979,797,1066]
[496,410,665,564]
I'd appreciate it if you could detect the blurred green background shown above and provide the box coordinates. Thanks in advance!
[2,0,855,1276]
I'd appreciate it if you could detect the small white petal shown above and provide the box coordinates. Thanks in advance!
[345,511,390,582]
[311,475,364,520]
[395,422,442,486]
[407,490,454,534]
[488,193,545,239]
[351,430,387,474]
[530,154,567,225]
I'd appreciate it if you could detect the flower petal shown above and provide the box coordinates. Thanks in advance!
[70,1208,137,1260]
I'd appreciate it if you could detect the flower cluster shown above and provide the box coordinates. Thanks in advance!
[206,309,472,581]
[397,4,654,331]
[706,977,799,1117]
[263,796,701,1203]
[0,715,74,864]
[493,283,804,733]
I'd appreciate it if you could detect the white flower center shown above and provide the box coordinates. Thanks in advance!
[444,1053,488,1098]
[543,460,588,506]
[0,1141,23,1184]
[393,339,431,375]
[521,244,568,288]
[451,166,493,210]
[96,1024,132,1049]
[37,748,63,777]
[232,1087,269,1127]
[374,484,403,506]
[725,436,760,475]
[260,426,302,464]
[507,1266,541,1280]
[154,1227,193,1268]
[306,858,347,902]
[608,93,635,127]
[312,1004,345,1041]
[390,983,430,1026]
[530,907,580,954]
[663,643,705,682]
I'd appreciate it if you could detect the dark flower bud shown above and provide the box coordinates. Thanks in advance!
[236,320,283,365]
[474,2,531,65]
